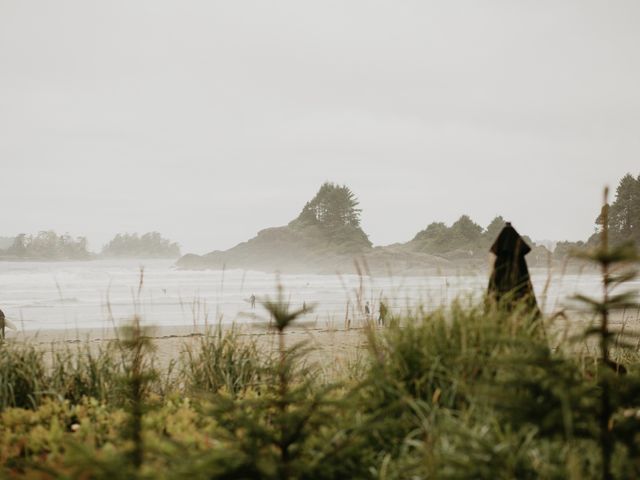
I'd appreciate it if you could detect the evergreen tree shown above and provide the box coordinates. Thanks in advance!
[450,214,483,244]
[575,187,640,480]
[595,173,640,246]
[288,183,372,253]
[199,286,363,479]
[485,216,506,242]
[412,222,452,253]
[295,182,362,229]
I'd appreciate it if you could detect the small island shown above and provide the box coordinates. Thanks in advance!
[177,183,545,274]
[0,231,90,261]
[0,231,181,261]
[101,232,181,259]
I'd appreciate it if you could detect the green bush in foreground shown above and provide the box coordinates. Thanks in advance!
[180,324,264,397]
[0,343,47,410]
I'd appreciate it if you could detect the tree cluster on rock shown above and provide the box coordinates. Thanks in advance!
[289,182,372,253]
[102,232,180,259]
[294,182,363,229]
[412,215,518,257]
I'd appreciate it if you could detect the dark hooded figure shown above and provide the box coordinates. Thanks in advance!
[488,222,539,314]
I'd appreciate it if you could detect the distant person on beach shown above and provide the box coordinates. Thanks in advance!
[0,309,5,340]
[250,294,256,309]
[378,301,388,326]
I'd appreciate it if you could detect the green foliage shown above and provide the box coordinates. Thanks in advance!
[367,300,503,409]
[0,343,47,410]
[595,173,640,246]
[102,232,181,258]
[412,215,504,256]
[552,173,640,261]
[48,343,126,405]
[287,182,372,254]
[0,396,219,479]
[295,182,363,229]
[0,342,126,411]
[118,314,158,470]
[180,325,264,396]
[198,286,364,479]
[574,188,640,480]
[380,407,551,480]
[411,215,552,265]
[4,279,640,478]
[487,333,598,441]
[359,299,543,457]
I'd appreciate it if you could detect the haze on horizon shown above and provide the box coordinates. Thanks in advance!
[1,1,639,255]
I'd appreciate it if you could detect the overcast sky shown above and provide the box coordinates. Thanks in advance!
[1,1,639,254]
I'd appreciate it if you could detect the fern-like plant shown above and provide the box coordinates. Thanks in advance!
[573,187,640,480]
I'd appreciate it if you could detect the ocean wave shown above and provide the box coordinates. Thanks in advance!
[21,297,80,308]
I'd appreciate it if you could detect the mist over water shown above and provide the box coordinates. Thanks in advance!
[0,259,622,332]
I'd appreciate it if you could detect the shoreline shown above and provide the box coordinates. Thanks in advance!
[4,320,323,344]
[2,320,372,373]
[0,255,596,275]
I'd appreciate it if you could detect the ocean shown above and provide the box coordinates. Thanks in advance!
[0,258,626,331]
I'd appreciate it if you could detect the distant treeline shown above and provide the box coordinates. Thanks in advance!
[0,231,90,260]
[412,172,640,261]
[101,232,181,258]
[0,231,180,260]
[3,174,638,264]
[411,215,509,255]
[405,215,550,264]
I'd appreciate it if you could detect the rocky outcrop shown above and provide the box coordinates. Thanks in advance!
[176,184,551,274]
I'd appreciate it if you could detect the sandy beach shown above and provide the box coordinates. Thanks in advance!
[3,320,372,377]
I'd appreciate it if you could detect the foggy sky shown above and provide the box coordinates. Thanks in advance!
[1,1,639,254]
